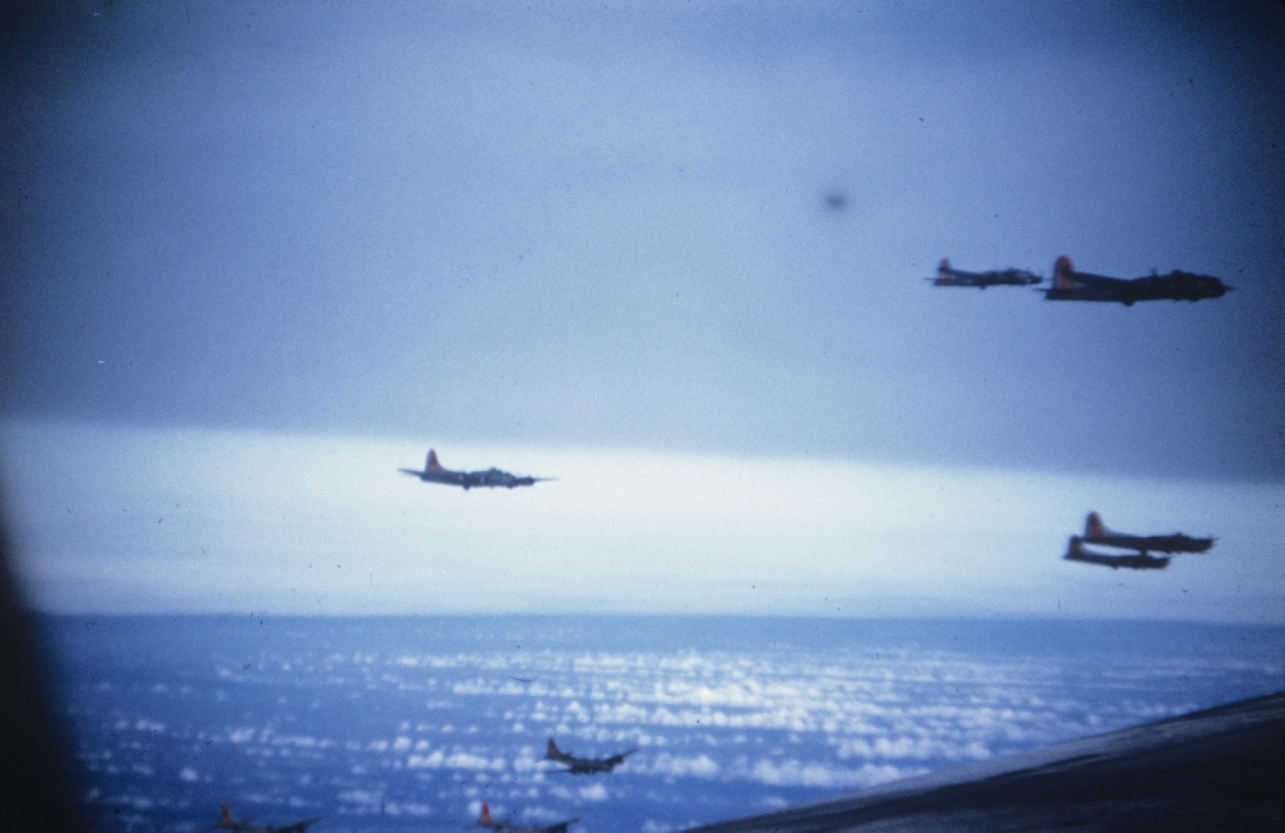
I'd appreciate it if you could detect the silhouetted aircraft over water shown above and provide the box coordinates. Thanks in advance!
[545,738,638,774]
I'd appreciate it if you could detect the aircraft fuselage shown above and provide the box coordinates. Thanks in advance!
[1065,538,1171,570]
[560,756,630,774]
[1083,532,1213,556]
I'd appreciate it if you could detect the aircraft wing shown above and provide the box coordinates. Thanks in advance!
[1153,535,1214,554]
[541,819,580,833]
[679,693,1285,833]
[1063,269,1127,288]
[275,818,326,833]
[1065,538,1169,570]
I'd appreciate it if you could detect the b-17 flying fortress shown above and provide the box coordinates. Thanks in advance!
[400,449,553,490]
[929,257,1042,288]
[544,738,638,774]
[1063,512,1215,570]
[1042,255,1232,305]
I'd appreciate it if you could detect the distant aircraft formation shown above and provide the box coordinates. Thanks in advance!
[212,803,325,833]
[207,736,635,833]
[545,737,638,774]
[930,255,1231,305]
[392,253,1233,588]
[359,248,1231,833]
[138,211,1235,833]
[399,449,553,490]
[1063,512,1215,571]
[926,254,1227,570]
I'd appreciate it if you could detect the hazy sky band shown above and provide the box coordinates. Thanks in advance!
[4,421,1280,621]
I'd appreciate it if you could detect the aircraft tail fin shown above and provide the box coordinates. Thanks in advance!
[544,740,575,761]
[220,803,235,828]
[1053,255,1077,289]
[479,803,493,826]
[427,449,440,473]
[938,257,952,280]
[1085,512,1106,538]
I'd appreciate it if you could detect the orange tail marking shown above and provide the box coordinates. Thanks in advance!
[480,803,493,825]
[221,803,234,827]
[547,738,563,757]
[938,257,952,280]
[1054,256,1075,289]
[1086,512,1104,538]
[428,450,440,472]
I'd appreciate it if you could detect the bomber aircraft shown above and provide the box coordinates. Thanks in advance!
[471,803,580,833]
[545,738,638,774]
[399,449,552,490]
[1041,255,1231,305]
[212,802,325,833]
[1062,512,1214,570]
[929,257,1042,288]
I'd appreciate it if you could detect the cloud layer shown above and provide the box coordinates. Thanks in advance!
[50,615,1285,831]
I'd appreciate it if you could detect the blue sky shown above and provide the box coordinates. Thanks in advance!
[1,1,1282,620]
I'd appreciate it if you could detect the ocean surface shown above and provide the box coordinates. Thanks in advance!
[38,615,1285,833]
